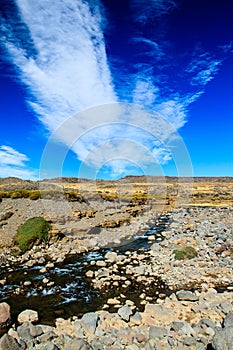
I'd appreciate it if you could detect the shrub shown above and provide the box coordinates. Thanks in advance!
[131,193,148,205]
[65,191,84,202]
[40,190,64,200]
[10,190,30,199]
[100,192,118,201]
[14,217,51,251]
[0,191,11,198]
[29,191,41,200]
[173,246,197,260]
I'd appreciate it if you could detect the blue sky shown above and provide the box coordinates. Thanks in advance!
[0,0,232,180]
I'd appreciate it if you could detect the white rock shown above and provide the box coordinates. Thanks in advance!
[18,309,38,323]
[104,251,118,262]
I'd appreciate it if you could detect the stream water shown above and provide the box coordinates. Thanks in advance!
[0,215,171,326]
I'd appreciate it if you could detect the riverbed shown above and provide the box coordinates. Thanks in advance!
[0,215,171,325]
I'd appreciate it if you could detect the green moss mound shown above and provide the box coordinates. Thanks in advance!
[14,217,51,251]
[173,246,197,260]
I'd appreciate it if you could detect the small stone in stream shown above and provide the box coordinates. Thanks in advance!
[0,334,21,350]
[107,298,120,305]
[80,312,99,335]
[85,270,94,278]
[39,267,47,274]
[104,251,118,262]
[18,309,38,323]
[212,325,233,350]
[148,235,155,241]
[43,278,49,284]
[96,260,106,267]
[23,281,31,286]
[64,338,93,350]
[176,290,199,301]
[149,326,168,339]
[0,302,11,326]
[118,305,133,322]
[223,312,233,328]
[46,262,55,269]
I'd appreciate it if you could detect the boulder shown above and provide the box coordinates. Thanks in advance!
[17,322,34,346]
[0,334,21,350]
[18,309,38,324]
[0,302,11,327]
[118,306,133,322]
[149,326,168,339]
[80,312,99,335]
[44,343,59,350]
[64,338,93,350]
[223,313,233,328]
[130,311,142,325]
[176,290,199,301]
[171,321,185,332]
[212,326,233,350]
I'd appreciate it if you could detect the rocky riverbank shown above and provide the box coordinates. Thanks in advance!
[1,206,232,292]
[0,288,233,349]
[0,185,233,349]
[0,205,232,348]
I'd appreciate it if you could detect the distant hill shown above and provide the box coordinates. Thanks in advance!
[0,175,233,191]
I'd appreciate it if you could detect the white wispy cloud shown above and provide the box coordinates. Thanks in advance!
[186,50,222,86]
[220,41,233,54]
[0,145,37,179]
[190,60,221,86]
[132,37,164,59]
[2,0,117,132]
[40,102,190,180]
[130,0,177,22]
[2,0,184,178]
[2,0,228,179]
[133,79,160,106]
